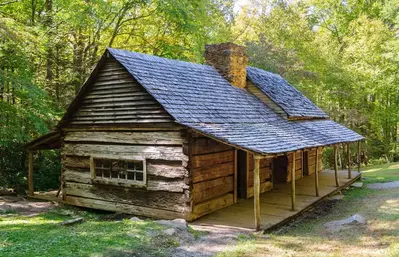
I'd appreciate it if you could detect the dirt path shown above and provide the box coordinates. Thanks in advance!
[0,196,55,216]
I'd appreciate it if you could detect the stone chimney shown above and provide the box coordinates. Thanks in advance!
[204,42,248,88]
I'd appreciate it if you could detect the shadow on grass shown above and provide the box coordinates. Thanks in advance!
[0,209,174,257]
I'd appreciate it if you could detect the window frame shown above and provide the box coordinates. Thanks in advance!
[89,156,147,188]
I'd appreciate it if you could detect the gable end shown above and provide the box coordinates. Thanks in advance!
[59,52,175,128]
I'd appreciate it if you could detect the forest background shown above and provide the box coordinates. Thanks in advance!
[1,0,398,190]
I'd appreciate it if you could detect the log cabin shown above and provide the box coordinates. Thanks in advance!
[26,43,363,230]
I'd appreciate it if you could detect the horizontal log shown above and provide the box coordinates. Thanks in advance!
[62,156,90,169]
[62,143,187,161]
[83,95,153,104]
[69,119,175,125]
[65,195,186,219]
[64,131,182,145]
[192,176,233,204]
[192,137,232,155]
[87,87,141,96]
[94,78,136,87]
[64,169,92,184]
[192,193,234,218]
[247,166,271,186]
[96,73,132,82]
[74,109,167,118]
[85,91,148,100]
[82,100,158,108]
[64,169,188,192]
[192,162,234,183]
[91,83,140,92]
[78,106,163,113]
[192,150,234,169]
[72,114,172,121]
[147,178,189,193]
[147,161,187,178]
[246,181,273,198]
[65,182,189,212]
[98,70,128,78]
[99,67,126,73]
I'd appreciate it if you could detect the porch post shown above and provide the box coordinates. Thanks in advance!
[347,143,352,179]
[315,148,319,197]
[357,141,361,173]
[334,145,339,187]
[253,155,263,231]
[28,151,34,196]
[291,152,296,211]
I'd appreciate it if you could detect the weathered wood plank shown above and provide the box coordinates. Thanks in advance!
[62,143,186,161]
[246,181,273,198]
[72,114,172,121]
[64,169,92,184]
[147,161,187,178]
[192,137,232,155]
[83,95,153,104]
[191,150,234,169]
[192,193,234,218]
[65,182,189,212]
[84,91,148,100]
[192,162,234,183]
[81,100,158,108]
[65,195,186,219]
[192,176,233,204]
[63,169,188,192]
[62,155,90,169]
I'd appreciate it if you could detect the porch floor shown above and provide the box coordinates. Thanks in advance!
[191,169,361,231]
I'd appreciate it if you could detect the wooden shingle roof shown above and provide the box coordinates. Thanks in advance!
[91,48,363,154]
[247,66,327,119]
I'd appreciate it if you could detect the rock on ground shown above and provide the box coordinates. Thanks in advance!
[367,181,399,189]
[330,194,344,200]
[324,214,366,232]
[156,218,188,230]
[351,182,363,188]
[130,217,143,222]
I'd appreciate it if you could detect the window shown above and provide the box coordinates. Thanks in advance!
[90,157,146,186]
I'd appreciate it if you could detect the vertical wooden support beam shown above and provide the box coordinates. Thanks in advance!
[253,155,262,231]
[347,143,352,179]
[233,149,238,203]
[315,148,319,197]
[291,152,296,211]
[334,145,339,187]
[28,151,34,196]
[357,141,361,173]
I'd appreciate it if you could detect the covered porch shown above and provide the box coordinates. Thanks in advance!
[192,169,361,231]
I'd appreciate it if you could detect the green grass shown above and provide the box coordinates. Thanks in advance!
[217,162,399,257]
[0,206,179,257]
[1,163,398,257]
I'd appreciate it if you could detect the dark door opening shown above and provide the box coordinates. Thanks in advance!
[272,155,289,184]
[237,150,247,198]
[303,151,309,175]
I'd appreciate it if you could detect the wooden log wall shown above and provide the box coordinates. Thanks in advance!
[190,132,236,219]
[68,57,174,126]
[246,154,272,198]
[306,148,323,175]
[286,152,303,183]
[61,131,190,220]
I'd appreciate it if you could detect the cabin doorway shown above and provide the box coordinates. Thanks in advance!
[303,151,309,175]
[272,155,289,184]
